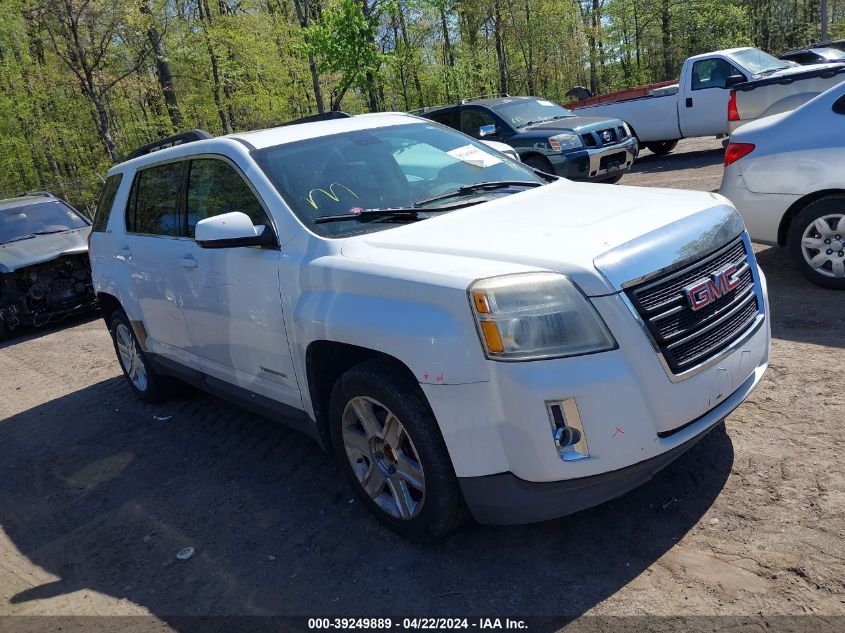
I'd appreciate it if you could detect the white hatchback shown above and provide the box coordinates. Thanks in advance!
[719,82,845,289]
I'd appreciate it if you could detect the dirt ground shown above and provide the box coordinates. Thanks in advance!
[0,138,843,628]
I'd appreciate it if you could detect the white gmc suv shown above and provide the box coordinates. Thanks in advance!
[89,112,770,540]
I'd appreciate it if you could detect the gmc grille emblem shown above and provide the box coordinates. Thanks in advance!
[684,263,743,311]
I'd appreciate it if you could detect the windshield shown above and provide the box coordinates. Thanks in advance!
[488,98,574,129]
[729,48,795,74]
[0,200,89,245]
[254,122,543,237]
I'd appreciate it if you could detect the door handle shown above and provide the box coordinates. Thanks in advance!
[179,255,198,269]
[685,97,693,108]
[119,246,132,260]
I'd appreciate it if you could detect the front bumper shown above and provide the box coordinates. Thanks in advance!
[422,269,770,524]
[549,137,638,181]
[459,364,763,524]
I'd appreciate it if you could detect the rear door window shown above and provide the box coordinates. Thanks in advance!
[186,159,270,238]
[127,162,184,236]
[92,174,123,232]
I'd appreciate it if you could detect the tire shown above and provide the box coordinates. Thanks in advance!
[109,310,170,401]
[787,195,845,290]
[523,154,555,175]
[329,359,468,541]
[644,140,678,156]
[600,173,624,184]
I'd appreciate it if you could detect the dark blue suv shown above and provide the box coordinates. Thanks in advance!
[413,95,638,183]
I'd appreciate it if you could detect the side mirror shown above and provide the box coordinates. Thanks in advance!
[478,124,497,138]
[725,75,746,88]
[195,211,276,249]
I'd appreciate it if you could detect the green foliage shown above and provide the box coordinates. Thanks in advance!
[0,0,841,210]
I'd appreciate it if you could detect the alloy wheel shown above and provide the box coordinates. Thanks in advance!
[341,396,425,520]
[115,323,148,392]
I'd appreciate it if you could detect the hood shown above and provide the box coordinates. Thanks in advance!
[520,115,623,134]
[0,227,91,273]
[341,180,742,296]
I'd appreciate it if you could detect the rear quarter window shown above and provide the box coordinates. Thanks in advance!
[92,174,123,232]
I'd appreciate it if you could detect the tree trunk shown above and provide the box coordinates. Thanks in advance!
[396,1,422,104]
[292,0,325,112]
[494,0,508,94]
[141,1,183,130]
[198,0,232,133]
[661,0,672,80]
[440,6,454,101]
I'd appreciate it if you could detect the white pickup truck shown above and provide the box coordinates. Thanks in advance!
[89,113,770,540]
[570,47,842,155]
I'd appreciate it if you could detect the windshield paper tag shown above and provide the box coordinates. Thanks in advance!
[447,145,502,168]
[537,100,555,106]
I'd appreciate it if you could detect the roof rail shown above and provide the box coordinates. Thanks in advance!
[126,129,213,161]
[460,93,511,104]
[15,191,54,198]
[280,111,352,126]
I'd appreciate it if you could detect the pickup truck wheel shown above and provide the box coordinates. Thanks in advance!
[788,196,845,290]
[109,311,170,402]
[523,154,554,175]
[644,140,678,156]
[329,359,468,541]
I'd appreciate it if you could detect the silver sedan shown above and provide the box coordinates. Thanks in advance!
[719,81,845,289]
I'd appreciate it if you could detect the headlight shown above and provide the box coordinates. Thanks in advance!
[548,133,582,152]
[468,272,616,361]
[622,122,632,137]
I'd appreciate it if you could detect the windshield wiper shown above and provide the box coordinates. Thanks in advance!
[415,181,541,206]
[35,229,71,235]
[2,234,37,244]
[315,208,422,224]
[314,195,504,224]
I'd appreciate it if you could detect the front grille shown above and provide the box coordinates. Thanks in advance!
[581,128,621,148]
[625,237,761,374]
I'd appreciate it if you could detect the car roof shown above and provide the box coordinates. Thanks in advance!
[686,47,756,62]
[0,194,59,211]
[111,112,424,173]
[228,112,419,150]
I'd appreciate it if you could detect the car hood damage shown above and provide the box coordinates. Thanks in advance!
[341,180,744,296]
[0,227,91,273]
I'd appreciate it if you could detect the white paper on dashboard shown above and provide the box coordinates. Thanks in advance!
[447,145,502,168]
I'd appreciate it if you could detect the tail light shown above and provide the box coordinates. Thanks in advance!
[724,142,755,166]
[728,90,740,122]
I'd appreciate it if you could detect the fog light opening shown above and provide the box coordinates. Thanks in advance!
[546,398,590,462]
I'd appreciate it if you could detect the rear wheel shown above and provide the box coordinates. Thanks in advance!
[109,310,170,401]
[329,359,468,541]
[523,154,555,175]
[787,195,845,290]
[644,140,678,156]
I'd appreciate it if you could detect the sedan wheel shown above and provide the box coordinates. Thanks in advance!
[788,196,845,290]
[341,396,425,520]
[799,214,845,280]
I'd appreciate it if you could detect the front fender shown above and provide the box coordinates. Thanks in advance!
[290,259,491,388]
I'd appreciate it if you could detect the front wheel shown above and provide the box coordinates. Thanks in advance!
[523,154,555,175]
[644,140,678,156]
[787,196,845,289]
[329,359,468,541]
